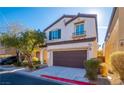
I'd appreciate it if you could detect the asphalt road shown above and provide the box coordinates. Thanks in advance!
[0,72,62,85]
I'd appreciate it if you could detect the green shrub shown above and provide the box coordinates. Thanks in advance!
[32,57,41,65]
[84,58,101,80]
[111,52,124,81]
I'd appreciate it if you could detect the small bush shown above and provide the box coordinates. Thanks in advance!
[111,52,124,81]
[84,58,101,80]
[32,57,41,65]
[32,57,40,65]
[32,57,39,62]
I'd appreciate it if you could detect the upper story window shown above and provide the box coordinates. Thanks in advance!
[49,29,61,40]
[73,24,85,36]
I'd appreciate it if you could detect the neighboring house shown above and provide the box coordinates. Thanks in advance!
[104,7,124,64]
[0,44,16,56]
[0,44,5,55]
[32,47,47,64]
[41,13,98,68]
[0,43,47,62]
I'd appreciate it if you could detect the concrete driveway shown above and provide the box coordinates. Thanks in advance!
[31,66,89,82]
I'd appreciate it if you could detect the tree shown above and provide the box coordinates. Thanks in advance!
[18,29,46,68]
[0,23,25,64]
[0,28,46,68]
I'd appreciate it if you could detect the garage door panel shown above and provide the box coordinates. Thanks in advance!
[53,50,87,68]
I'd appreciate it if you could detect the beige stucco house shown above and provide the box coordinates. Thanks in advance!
[41,13,98,68]
[104,7,124,64]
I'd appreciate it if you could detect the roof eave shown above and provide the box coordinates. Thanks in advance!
[43,15,76,32]
[65,13,97,25]
[105,7,117,42]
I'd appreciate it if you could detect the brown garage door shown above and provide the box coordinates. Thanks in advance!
[53,50,87,68]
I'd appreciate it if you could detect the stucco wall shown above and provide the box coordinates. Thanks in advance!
[43,49,48,64]
[45,17,97,43]
[105,7,124,64]
[47,41,97,66]
[119,7,124,51]
[66,17,97,40]
[105,19,119,64]
[45,17,72,43]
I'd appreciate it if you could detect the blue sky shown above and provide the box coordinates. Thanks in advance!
[0,7,113,46]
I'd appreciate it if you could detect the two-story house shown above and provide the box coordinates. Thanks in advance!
[41,13,98,68]
[104,7,124,64]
